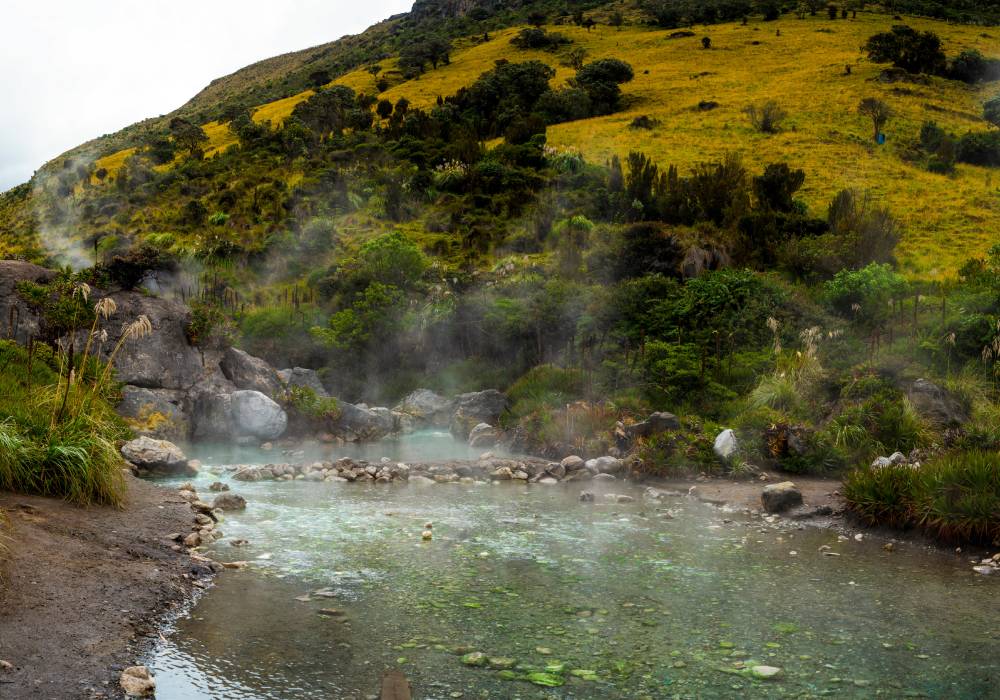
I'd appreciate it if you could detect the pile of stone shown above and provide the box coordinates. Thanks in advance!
[227,452,630,486]
[972,553,1000,576]
[870,451,920,469]
[168,482,247,550]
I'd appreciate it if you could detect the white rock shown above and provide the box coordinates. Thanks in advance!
[713,429,739,462]
[120,666,156,697]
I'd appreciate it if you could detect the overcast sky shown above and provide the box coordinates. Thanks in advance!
[0,1,412,190]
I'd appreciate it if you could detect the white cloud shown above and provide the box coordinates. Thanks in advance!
[0,0,412,190]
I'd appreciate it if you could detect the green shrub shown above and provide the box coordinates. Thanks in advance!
[284,385,341,421]
[507,364,589,420]
[845,451,1000,543]
[844,463,922,529]
[915,451,1000,542]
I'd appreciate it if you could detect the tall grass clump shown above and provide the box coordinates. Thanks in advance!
[844,451,1000,543]
[0,277,153,506]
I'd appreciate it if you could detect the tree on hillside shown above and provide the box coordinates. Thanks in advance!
[984,95,1000,128]
[291,85,357,137]
[169,117,208,159]
[864,25,946,75]
[377,99,394,120]
[572,58,635,115]
[858,98,892,142]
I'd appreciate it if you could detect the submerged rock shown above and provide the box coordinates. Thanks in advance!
[761,482,803,513]
[121,436,195,477]
[749,665,783,680]
[212,493,247,511]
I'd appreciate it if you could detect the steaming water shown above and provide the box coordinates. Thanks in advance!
[149,434,1000,699]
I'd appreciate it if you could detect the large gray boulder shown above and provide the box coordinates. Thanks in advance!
[189,373,238,441]
[231,390,288,440]
[277,367,329,397]
[908,378,969,428]
[627,412,681,439]
[117,386,189,441]
[468,422,499,448]
[450,390,508,440]
[221,347,284,399]
[331,401,396,441]
[393,389,454,427]
[98,291,203,391]
[761,482,803,513]
[121,436,195,477]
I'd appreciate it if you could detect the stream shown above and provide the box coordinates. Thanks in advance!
[149,433,1000,699]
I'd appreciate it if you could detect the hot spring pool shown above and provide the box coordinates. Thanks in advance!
[147,436,1000,699]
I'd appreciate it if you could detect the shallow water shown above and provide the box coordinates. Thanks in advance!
[150,436,1000,699]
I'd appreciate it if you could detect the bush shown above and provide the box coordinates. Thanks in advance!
[845,451,1000,543]
[864,25,946,76]
[823,263,908,328]
[511,28,571,51]
[507,364,589,419]
[744,101,787,133]
[956,130,1000,167]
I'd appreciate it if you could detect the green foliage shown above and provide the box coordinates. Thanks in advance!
[955,130,1000,167]
[507,364,589,419]
[354,231,429,290]
[864,25,946,76]
[284,385,341,421]
[823,263,908,328]
[0,341,128,506]
[845,451,1000,543]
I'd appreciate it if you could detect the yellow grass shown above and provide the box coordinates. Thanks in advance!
[90,147,137,184]
[383,15,1000,276]
[203,120,239,158]
[86,12,1000,276]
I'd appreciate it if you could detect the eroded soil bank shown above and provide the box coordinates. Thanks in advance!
[0,475,211,699]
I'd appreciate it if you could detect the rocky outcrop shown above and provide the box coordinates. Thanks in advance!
[627,412,681,440]
[278,367,329,397]
[117,386,189,441]
[231,390,288,440]
[121,437,196,477]
[329,401,396,441]
[761,481,803,513]
[393,388,454,427]
[468,422,500,448]
[221,347,284,399]
[450,390,508,440]
[908,378,969,428]
[0,260,56,344]
[190,373,239,441]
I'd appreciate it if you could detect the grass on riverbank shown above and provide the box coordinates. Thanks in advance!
[0,338,130,506]
[844,451,1000,543]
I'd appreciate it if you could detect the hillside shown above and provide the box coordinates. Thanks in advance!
[4,9,1000,277]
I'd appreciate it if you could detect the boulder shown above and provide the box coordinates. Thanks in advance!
[117,386,189,441]
[190,373,238,441]
[331,401,396,441]
[98,291,203,391]
[212,493,247,511]
[908,378,969,428]
[761,482,803,513]
[585,456,624,474]
[278,367,329,397]
[231,390,288,440]
[561,455,586,471]
[468,422,499,448]
[0,261,56,345]
[221,347,284,399]
[450,390,509,440]
[120,666,156,697]
[121,437,195,476]
[393,389,454,427]
[627,412,681,439]
[713,429,739,463]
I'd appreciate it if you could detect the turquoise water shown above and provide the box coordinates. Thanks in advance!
[149,439,1000,699]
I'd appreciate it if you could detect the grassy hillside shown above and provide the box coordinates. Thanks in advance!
[70,12,999,277]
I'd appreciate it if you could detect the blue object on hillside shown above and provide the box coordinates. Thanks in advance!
[877,133,886,145]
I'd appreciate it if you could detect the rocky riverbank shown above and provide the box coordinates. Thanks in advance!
[0,475,218,699]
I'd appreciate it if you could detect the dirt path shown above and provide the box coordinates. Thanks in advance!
[0,475,207,699]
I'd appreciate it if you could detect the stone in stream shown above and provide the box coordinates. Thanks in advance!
[761,482,803,513]
[121,436,195,477]
[120,666,156,697]
[561,455,586,471]
[585,456,623,474]
[579,491,595,503]
[749,665,783,680]
[209,481,229,492]
[461,651,488,667]
[212,493,248,511]
[468,422,499,448]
